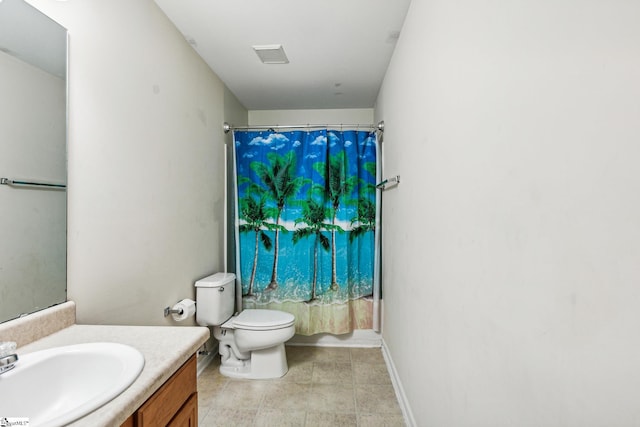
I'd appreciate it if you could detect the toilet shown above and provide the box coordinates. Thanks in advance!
[195,272,295,379]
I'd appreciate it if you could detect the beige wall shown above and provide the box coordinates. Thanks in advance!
[249,108,373,126]
[27,0,245,326]
[377,0,640,425]
[223,86,248,301]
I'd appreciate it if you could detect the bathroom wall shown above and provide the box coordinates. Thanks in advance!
[249,108,374,126]
[26,0,245,325]
[376,0,640,425]
[224,87,249,278]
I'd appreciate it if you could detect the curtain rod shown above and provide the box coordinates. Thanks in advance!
[223,121,384,134]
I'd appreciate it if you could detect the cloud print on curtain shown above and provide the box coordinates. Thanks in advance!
[234,129,378,335]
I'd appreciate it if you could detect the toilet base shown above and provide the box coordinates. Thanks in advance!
[219,343,288,379]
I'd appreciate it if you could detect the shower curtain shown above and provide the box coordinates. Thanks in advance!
[233,129,379,335]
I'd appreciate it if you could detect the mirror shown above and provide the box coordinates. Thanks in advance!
[0,0,67,322]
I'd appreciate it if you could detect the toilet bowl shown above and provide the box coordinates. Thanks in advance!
[195,273,296,379]
[214,309,295,379]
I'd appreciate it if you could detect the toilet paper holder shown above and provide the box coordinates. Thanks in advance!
[163,306,183,317]
[164,298,197,320]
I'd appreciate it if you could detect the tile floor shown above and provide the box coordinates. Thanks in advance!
[197,346,406,426]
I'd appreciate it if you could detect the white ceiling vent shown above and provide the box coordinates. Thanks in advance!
[252,44,289,64]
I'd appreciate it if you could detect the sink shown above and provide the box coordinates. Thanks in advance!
[0,342,145,427]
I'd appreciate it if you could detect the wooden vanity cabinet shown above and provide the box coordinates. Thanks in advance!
[121,354,198,427]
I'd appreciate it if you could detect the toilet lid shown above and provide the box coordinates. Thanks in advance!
[232,309,295,330]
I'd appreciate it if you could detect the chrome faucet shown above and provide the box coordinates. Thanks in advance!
[0,342,18,375]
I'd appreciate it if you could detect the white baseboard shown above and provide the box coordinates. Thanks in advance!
[287,329,382,347]
[196,343,217,377]
[381,339,416,427]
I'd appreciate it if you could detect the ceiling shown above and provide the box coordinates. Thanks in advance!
[154,0,412,110]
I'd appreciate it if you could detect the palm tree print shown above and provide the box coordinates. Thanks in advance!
[350,161,377,242]
[250,151,305,290]
[315,151,358,291]
[238,195,274,296]
[349,198,376,242]
[234,129,377,335]
[293,199,339,301]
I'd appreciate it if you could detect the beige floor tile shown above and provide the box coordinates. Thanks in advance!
[353,362,393,385]
[254,408,307,426]
[312,362,353,384]
[198,372,228,394]
[308,383,356,413]
[286,345,316,359]
[198,377,228,393]
[277,360,314,383]
[307,346,352,363]
[262,382,312,410]
[198,391,219,412]
[305,411,358,426]
[350,347,385,364]
[198,402,212,423]
[198,346,404,426]
[359,413,407,426]
[288,346,351,363]
[200,408,257,427]
[199,363,230,390]
[210,380,270,409]
[355,384,403,415]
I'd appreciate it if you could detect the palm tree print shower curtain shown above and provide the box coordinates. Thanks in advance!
[233,129,378,335]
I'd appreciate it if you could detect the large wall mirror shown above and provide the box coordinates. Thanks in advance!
[0,0,67,323]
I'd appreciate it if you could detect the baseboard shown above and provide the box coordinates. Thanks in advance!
[381,339,417,427]
[287,329,382,347]
[196,343,217,377]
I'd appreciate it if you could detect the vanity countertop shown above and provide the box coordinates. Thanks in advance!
[17,323,209,427]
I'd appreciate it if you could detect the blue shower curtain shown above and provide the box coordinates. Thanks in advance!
[233,129,379,335]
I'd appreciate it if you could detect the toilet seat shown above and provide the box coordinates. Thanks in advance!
[230,309,295,331]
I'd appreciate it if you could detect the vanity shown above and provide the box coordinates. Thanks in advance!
[0,301,209,426]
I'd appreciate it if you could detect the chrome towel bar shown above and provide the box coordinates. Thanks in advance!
[1,177,66,189]
[376,175,400,190]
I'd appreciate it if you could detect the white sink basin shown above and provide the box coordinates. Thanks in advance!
[0,342,144,427]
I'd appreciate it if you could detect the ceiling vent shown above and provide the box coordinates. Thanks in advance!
[252,44,289,64]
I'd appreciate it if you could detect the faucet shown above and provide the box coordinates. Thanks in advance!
[0,341,18,375]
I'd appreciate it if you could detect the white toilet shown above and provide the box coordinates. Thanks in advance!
[195,272,295,379]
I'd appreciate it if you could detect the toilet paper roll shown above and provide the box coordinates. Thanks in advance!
[171,299,196,322]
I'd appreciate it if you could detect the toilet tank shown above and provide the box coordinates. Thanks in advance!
[194,272,236,326]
